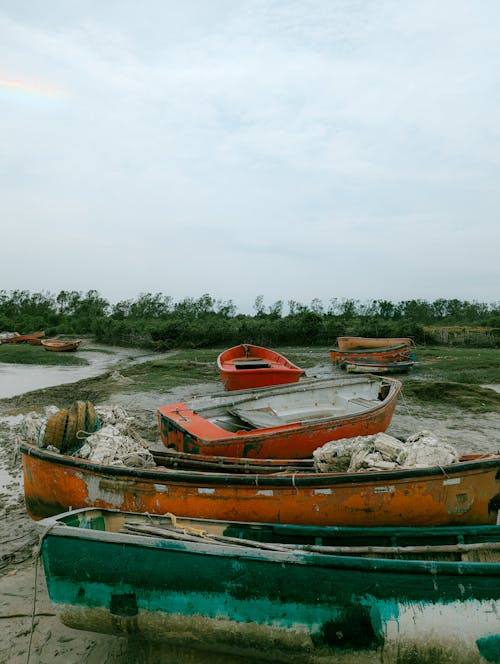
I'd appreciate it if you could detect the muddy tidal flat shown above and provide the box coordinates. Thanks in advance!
[0,347,499,663]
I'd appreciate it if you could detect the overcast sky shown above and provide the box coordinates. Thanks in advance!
[1,1,499,313]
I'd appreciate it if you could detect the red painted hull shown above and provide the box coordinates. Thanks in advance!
[20,442,500,527]
[217,344,304,391]
[158,376,402,459]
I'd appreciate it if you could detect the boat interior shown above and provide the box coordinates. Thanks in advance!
[231,358,272,370]
[187,378,394,433]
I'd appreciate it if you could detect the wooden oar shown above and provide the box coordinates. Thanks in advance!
[277,541,500,555]
[122,522,292,553]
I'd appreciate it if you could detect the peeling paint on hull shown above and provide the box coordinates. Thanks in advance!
[38,510,500,663]
[21,442,500,526]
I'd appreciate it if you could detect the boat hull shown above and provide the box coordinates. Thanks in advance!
[38,508,500,663]
[157,376,402,459]
[5,331,45,344]
[41,339,81,352]
[217,344,304,391]
[21,442,500,527]
[337,337,412,351]
[330,344,413,366]
[345,360,414,375]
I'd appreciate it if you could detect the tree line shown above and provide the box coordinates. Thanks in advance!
[0,289,499,349]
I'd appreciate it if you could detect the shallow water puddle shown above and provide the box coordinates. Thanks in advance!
[0,346,151,399]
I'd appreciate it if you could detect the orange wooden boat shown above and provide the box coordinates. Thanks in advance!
[330,344,413,367]
[157,375,402,459]
[20,441,500,526]
[337,337,413,351]
[41,339,82,352]
[5,331,45,344]
[217,344,304,391]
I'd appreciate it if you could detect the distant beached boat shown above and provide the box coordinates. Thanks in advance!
[41,339,82,352]
[345,360,415,375]
[330,344,413,367]
[2,331,45,344]
[337,337,413,350]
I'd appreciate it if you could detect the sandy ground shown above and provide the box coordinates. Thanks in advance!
[0,369,499,663]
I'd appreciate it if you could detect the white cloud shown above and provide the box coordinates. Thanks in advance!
[0,1,499,310]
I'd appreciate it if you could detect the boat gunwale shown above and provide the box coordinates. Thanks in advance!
[20,440,500,487]
[330,343,411,355]
[37,507,500,577]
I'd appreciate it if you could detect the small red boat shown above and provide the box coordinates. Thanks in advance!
[217,344,304,391]
[41,339,82,352]
[337,337,413,351]
[158,375,401,459]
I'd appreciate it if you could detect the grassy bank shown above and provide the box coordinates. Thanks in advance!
[0,343,88,366]
[0,345,498,416]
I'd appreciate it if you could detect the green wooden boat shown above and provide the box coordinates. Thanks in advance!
[38,508,500,663]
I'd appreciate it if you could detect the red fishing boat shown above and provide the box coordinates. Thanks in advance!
[217,344,304,391]
[20,440,500,527]
[157,375,401,459]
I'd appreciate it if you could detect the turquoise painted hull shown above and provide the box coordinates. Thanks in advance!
[38,509,500,663]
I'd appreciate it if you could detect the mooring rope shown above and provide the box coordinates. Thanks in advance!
[26,522,58,664]
[399,388,421,426]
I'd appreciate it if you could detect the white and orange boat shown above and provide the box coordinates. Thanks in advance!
[158,375,401,459]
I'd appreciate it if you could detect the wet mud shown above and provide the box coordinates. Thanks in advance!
[0,354,499,663]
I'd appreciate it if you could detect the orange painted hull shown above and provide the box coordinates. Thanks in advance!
[337,337,413,351]
[330,344,412,365]
[41,339,81,352]
[20,442,500,527]
[217,344,304,391]
[158,376,402,459]
[6,331,45,344]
